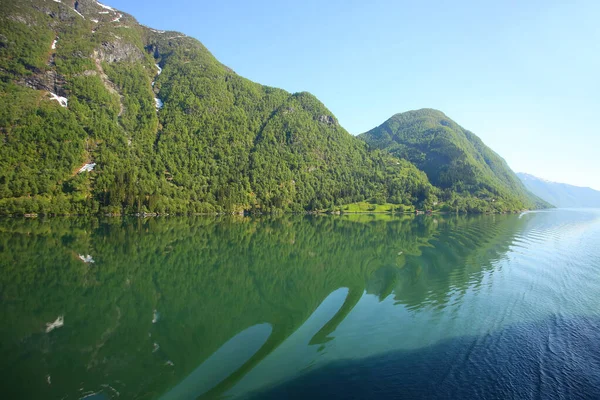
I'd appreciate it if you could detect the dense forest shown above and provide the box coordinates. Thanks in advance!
[0,0,546,214]
[359,109,551,212]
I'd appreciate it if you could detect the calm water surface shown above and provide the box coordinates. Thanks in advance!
[1,209,599,399]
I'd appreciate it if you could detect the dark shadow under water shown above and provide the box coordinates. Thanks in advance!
[248,315,600,400]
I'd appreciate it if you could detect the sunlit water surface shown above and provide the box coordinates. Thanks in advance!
[1,209,599,399]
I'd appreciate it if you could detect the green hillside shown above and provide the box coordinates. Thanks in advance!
[0,1,548,215]
[0,0,435,214]
[359,109,551,212]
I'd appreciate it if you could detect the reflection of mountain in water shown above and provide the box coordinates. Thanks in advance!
[367,215,523,310]
[0,214,526,399]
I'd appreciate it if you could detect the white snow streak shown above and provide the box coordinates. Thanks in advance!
[97,1,115,11]
[153,65,163,110]
[78,163,96,173]
[73,8,85,19]
[49,92,68,107]
[78,254,95,263]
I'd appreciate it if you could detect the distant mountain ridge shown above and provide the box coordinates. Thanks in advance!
[517,173,600,208]
[359,109,551,212]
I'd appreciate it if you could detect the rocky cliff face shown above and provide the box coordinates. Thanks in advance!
[20,69,67,96]
[97,40,144,63]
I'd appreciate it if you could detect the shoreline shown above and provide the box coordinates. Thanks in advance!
[4,209,532,218]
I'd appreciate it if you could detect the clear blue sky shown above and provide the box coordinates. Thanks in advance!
[106,0,600,190]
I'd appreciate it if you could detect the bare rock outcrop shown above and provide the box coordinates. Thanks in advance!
[20,69,66,97]
[97,41,144,63]
[318,115,337,126]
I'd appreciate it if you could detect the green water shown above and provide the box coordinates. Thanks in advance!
[1,210,599,399]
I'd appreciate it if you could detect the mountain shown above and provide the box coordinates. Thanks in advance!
[517,173,600,208]
[359,109,551,212]
[0,0,435,214]
[0,1,548,215]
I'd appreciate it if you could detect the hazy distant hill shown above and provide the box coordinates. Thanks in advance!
[517,173,600,208]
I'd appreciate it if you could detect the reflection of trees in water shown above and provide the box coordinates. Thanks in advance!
[0,214,524,399]
[367,214,525,311]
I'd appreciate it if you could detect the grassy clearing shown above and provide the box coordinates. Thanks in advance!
[339,213,414,223]
[339,202,414,213]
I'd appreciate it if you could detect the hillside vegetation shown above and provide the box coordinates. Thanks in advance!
[359,109,551,212]
[0,1,543,214]
[0,0,435,214]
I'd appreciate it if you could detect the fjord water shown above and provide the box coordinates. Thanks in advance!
[1,210,599,399]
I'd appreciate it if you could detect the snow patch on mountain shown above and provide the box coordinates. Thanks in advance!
[78,254,95,263]
[79,163,96,173]
[49,92,68,107]
[97,1,115,11]
[73,8,85,19]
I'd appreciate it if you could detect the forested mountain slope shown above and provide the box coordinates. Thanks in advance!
[517,173,600,208]
[0,0,434,214]
[359,109,551,212]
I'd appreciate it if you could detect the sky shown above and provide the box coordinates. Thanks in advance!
[106,0,600,190]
